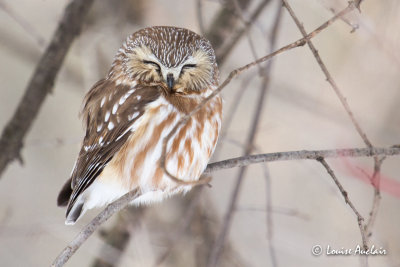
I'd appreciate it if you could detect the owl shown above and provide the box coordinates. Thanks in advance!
[57,26,222,225]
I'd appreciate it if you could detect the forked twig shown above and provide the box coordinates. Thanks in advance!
[205,147,399,173]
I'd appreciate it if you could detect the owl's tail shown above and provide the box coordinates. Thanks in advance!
[57,177,85,225]
[57,178,73,207]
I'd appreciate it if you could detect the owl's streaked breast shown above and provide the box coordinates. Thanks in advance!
[83,89,222,209]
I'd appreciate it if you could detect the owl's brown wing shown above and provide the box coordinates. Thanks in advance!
[59,79,161,216]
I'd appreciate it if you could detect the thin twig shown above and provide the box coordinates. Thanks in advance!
[51,189,141,267]
[205,146,399,173]
[365,157,385,238]
[282,0,371,148]
[328,7,359,33]
[317,158,368,249]
[262,162,278,267]
[0,0,94,178]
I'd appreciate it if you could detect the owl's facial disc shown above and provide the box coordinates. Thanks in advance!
[127,45,213,94]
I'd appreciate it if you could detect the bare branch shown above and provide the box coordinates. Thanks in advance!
[196,0,206,35]
[205,146,399,173]
[282,0,371,148]
[51,189,141,267]
[317,158,368,249]
[0,0,94,178]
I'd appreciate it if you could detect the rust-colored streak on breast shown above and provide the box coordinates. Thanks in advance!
[184,138,194,166]
[167,117,192,165]
[195,123,204,149]
[170,118,192,155]
[129,111,177,188]
[152,163,165,188]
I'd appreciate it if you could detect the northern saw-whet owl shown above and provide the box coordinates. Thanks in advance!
[57,26,222,225]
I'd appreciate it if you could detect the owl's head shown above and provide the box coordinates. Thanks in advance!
[109,26,218,94]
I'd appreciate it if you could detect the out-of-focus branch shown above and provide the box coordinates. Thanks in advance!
[205,0,252,62]
[191,193,247,267]
[153,187,204,266]
[0,0,94,178]
[196,0,206,35]
[214,0,272,64]
[207,4,283,266]
[91,207,146,267]
[0,0,46,47]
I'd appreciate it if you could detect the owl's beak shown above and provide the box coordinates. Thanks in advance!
[166,73,175,89]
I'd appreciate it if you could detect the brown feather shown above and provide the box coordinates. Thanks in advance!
[63,80,161,216]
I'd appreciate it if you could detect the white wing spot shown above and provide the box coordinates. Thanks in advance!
[112,103,118,114]
[108,121,115,130]
[119,96,126,105]
[105,111,110,122]
[99,136,104,145]
[128,111,140,121]
[119,89,135,105]
[97,123,103,132]
[136,95,141,100]
[116,124,134,141]
[100,97,106,107]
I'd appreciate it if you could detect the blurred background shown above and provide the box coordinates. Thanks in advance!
[0,0,399,266]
